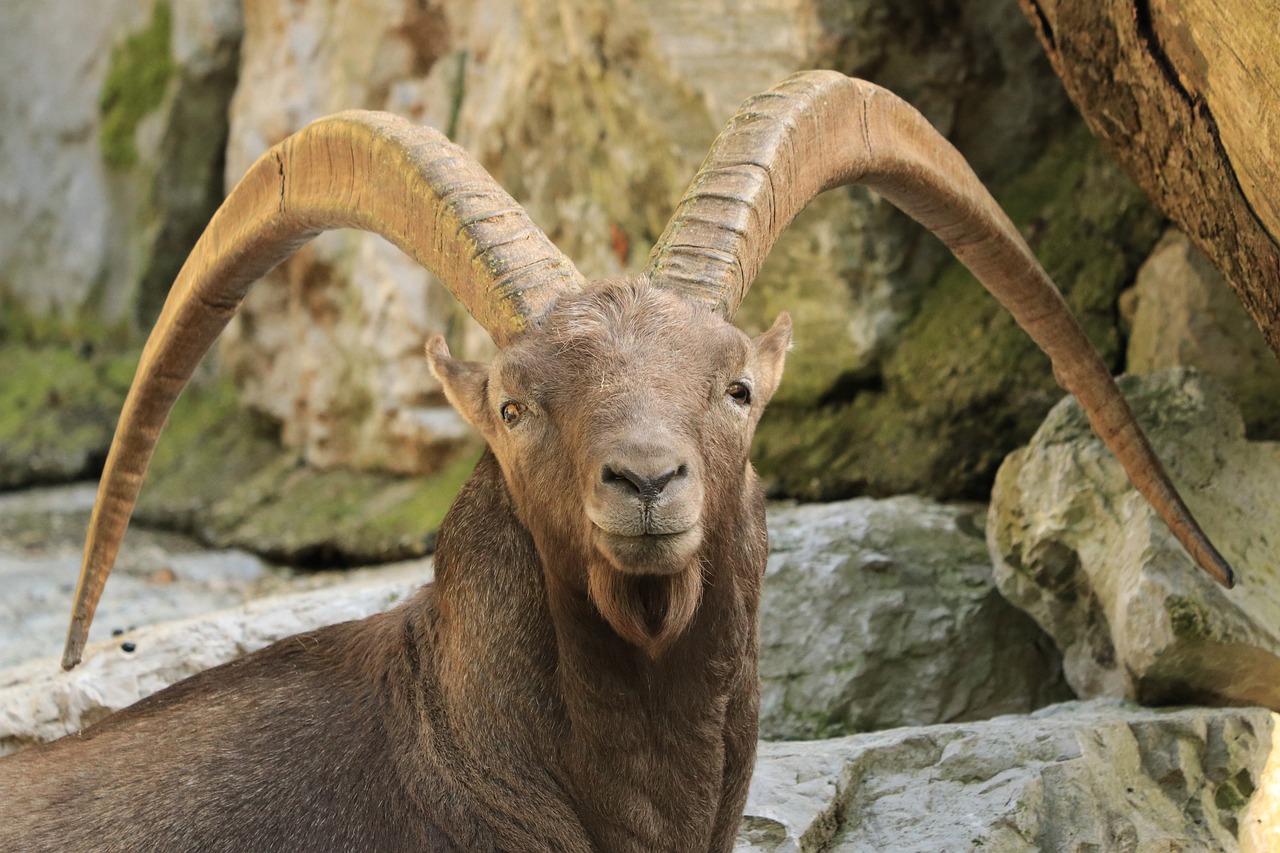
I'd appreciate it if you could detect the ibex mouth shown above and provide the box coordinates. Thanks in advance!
[593,527,703,576]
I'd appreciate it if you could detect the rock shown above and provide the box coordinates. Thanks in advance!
[0,562,426,756]
[0,0,240,489]
[0,481,430,671]
[1121,228,1280,438]
[0,0,241,336]
[738,700,1278,852]
[988,368,1280,708]
[0,479,432,754]
[0,346,137,489]
[759,497,1071,739]
[134,381,478,565]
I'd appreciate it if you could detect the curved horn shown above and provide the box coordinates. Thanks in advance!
[646,71,1234,590]
[62,111,583,669]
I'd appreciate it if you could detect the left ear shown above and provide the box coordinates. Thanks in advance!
[751,311,792,407]
[425,335,492,435]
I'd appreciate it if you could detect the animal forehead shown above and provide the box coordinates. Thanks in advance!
[507,282,750,381]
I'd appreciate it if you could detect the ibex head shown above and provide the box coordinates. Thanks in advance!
[429,282,790,654]
[59,70,1233,671]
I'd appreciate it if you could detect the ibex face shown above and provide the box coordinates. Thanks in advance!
[429,280,791,655]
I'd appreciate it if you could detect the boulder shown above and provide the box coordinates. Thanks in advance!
[988,368,1280,708]
[760,497,1071,739]
[1121,229,1280,438]
[739,700,1278,852]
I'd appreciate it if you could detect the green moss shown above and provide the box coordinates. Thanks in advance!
[136,379,482,565]
[752,123,1165,501]
[99,2,174,170]
[0,282,132,348]
[1213,769,1256,814]
[1167,595,1216,641]
[0,344,140,489]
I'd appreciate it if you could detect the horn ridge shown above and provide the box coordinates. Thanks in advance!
[62,110,583,669]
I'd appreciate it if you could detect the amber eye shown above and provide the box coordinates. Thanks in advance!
[726,381,752,406]
[500,401,524,427]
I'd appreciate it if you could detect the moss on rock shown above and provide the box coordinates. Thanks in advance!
[135,379,479,565]
[752,123,1166,500]
[99,2,175,171]
[0,344,139,489]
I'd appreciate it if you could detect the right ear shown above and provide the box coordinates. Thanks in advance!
[426,335,492,434]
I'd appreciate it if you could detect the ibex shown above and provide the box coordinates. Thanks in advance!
[0,71,1233,851]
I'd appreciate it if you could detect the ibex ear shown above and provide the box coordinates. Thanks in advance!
[426,335,491,432]
[751,311,792,406]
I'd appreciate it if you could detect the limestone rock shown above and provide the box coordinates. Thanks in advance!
[759,497,1071,739]
[0,479,431,754]
[738,701,1279,852]
[988,368,1280,708]
[0,480,434,668]
[0,0,240,489]
[1121,228,1280,438]
[0,346,137,489]
[134,381,476,565]
[0,560,427,756]
[0,0,241,335]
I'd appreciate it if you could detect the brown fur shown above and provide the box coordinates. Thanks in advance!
[0,279,790,852]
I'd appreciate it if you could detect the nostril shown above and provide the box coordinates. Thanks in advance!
[649,468,678,493]
[602,464,641,494]
[602,462,687,500]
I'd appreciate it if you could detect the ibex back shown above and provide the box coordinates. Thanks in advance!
[0,71,1234,852]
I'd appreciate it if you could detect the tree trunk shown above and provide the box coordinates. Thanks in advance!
[1016,0,1280,358]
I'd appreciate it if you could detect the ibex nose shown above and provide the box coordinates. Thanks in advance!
[601,462,688,502]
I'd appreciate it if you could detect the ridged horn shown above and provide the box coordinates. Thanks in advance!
[62,111,584,669]
[646,70,1234,590]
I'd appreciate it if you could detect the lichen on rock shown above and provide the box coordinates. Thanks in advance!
[0,345,139,490]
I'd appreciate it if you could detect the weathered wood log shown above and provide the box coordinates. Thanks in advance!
[1016,0,1280,357]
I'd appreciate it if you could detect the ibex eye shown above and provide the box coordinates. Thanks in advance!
[726,381,752,405]
[500,401,524,426]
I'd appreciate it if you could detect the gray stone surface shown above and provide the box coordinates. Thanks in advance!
[738,701,1279,852]
[760,497,1071,739]
[0,562,426,756]
[1,483,271,668]
[988,368,1280,708]
[0,482,429,753]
